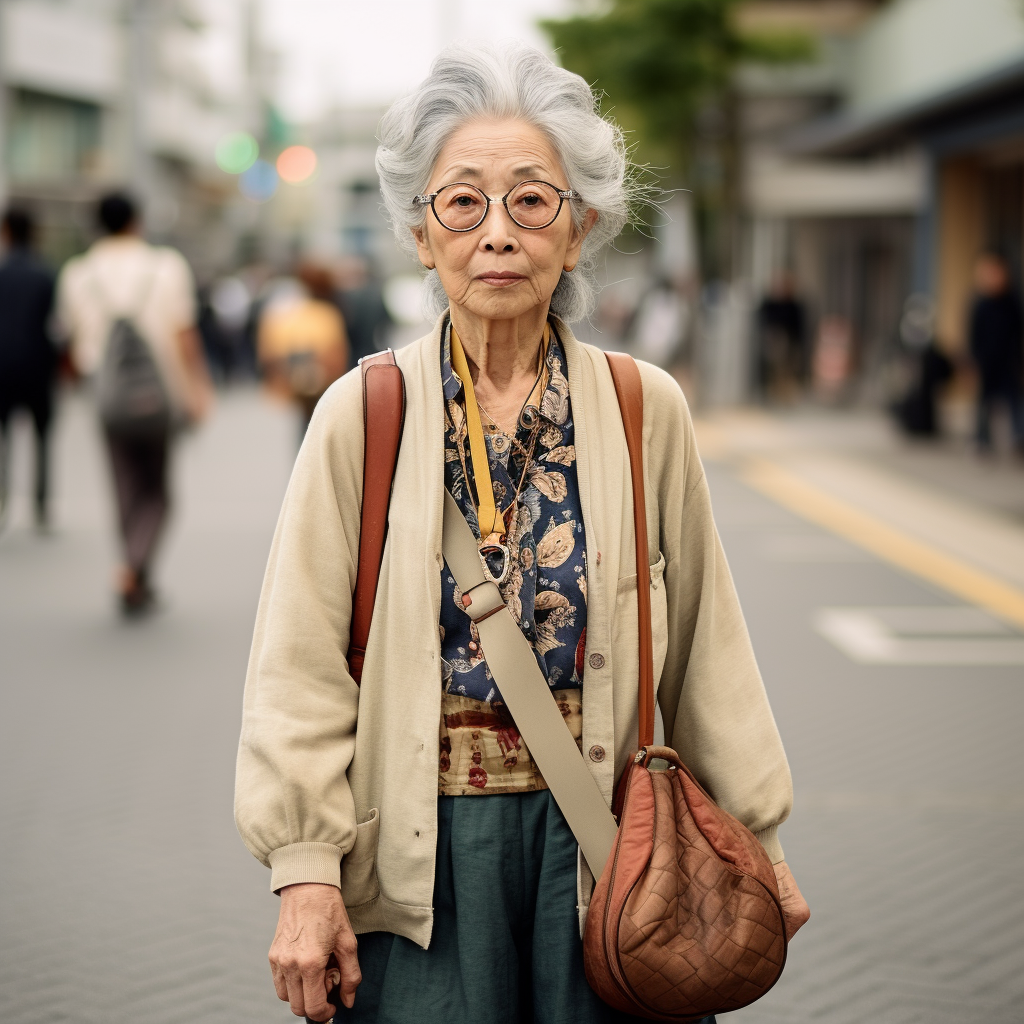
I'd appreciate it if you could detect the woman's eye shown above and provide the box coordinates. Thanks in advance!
[447,192,481,208]
[519,193,541,206]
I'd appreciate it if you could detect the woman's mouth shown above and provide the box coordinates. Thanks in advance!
[477,271,527,287]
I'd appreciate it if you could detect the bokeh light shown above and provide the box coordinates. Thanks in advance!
[276,145,318,184]
[239,160,279,203]
[215,131,259,174]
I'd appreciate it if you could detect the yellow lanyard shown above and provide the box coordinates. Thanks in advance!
[449,323,549,543]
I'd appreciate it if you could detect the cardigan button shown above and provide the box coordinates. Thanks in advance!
[588,653,605,670]
[589,745,606,763]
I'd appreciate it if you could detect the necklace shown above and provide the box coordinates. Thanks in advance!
[449,323,550,585]
[476,351,547,440]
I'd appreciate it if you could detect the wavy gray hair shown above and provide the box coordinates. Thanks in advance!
[375,42,638,324]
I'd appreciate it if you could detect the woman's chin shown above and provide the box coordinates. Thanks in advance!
[457,287,549,323]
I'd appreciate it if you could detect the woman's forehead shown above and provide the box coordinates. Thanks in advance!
[431,118,564,186]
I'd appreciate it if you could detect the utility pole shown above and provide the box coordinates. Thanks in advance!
[126,0,153,216]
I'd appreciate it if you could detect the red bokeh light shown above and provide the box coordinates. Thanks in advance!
[276,145,317,184]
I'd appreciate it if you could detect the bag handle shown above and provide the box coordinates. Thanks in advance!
[348,351,405,685]
[604,352,655,750]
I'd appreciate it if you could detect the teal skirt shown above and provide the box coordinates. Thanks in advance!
[338,791,715,1024]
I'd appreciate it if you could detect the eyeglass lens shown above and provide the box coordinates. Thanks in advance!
[433,181,563,231]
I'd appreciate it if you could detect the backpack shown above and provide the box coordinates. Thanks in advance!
[93,265,173,440]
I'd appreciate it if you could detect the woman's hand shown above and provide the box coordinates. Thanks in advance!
[270,882,362,1020]
[773,861,810,938]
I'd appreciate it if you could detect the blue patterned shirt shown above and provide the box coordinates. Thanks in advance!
[438,320,588,794]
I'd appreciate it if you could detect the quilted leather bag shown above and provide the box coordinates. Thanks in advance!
[579,354,788,1021]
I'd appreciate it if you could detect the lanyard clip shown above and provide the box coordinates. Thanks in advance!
[479,535,511,585]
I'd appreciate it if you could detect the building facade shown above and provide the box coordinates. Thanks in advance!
[0,0,266,278]
[740,0,1024,399]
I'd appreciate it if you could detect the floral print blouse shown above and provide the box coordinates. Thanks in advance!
[439,319,588,795]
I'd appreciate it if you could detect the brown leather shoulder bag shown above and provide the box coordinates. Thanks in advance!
[581,353,788,1020]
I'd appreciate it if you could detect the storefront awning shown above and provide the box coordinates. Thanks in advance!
[788,56,1024,157]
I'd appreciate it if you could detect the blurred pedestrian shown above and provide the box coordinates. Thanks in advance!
[631,276,689,368]
[968,251,1024,455]
[257,262,348,436]
[892,294,952,437]
[756,271,807,402]
[206,274,253,382]
[0,208,57,530]
[334,255,390,367]
[57,192,213,615]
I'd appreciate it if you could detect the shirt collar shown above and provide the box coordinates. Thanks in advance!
[441,317,568,425]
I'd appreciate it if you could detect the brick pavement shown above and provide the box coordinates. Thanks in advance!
[0,390,294,1023]
[710,464,1024,1024]
[1,392,1022,1023]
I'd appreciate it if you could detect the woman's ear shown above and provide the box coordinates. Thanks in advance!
[564,209,598,272]
[411,225,435,270]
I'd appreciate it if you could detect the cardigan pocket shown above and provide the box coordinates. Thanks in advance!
[340,807,381,908]
[615,552,668,692]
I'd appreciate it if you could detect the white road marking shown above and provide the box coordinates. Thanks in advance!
[815,606,1024,665]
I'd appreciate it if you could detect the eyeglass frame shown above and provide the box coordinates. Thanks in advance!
[412,179,581,232]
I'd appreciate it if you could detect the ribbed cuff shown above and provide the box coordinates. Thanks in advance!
[754,825,785,865]
[268,842,343,894]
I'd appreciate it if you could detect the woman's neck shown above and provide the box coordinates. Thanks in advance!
[450,303,549,432]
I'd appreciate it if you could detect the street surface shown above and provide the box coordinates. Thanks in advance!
[1,388,1023,1023]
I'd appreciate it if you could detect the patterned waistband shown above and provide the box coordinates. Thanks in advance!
[438,690,583,796]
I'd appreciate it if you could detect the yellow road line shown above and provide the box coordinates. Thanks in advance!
[740,457,1024,631]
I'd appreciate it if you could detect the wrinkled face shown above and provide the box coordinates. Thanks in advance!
[412,117,597,322]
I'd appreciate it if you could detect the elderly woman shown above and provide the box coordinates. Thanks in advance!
[235,43,808,1024]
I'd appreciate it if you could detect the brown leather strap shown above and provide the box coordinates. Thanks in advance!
[348,351,405,685]
[605,352,655,750]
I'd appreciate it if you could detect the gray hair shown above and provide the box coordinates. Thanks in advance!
[375,42,639,324]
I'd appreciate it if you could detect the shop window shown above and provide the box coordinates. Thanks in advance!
[7,89,101,182]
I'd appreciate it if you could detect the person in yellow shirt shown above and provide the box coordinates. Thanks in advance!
[258,262,348,435]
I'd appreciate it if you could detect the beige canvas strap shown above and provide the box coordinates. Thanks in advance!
[442,490,618,876]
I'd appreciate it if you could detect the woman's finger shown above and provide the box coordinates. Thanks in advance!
[301,965,334,1022]
[269,959,289,1003]
[285,969,309,1018]
[335,932,362,1009]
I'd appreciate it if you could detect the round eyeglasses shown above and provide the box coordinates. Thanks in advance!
[413,179,580,232]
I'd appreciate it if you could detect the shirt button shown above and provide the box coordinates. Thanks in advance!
[588,653,605,670]
[589,745,606,763]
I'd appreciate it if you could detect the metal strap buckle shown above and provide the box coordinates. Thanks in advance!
[479,541,511,585]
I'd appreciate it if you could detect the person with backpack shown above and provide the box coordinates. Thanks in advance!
[0,208,57,530]
[57,192,212,615]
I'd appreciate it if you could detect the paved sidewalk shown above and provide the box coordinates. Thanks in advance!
[0,389,295,1023]
[695,407,1024,525]
[1,391,1022,1023]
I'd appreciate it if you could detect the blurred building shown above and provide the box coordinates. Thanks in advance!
[303,105,399,272]
[0,0,270,277]
[738,0,1024,400]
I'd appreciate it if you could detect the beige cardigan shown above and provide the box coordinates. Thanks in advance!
[234,316,793,949]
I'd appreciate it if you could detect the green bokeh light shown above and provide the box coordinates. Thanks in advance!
[215,132,259,175]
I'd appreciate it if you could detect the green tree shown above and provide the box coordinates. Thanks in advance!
[541,0,811,279]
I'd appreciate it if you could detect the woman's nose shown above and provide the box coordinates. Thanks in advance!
[479,202,518,253]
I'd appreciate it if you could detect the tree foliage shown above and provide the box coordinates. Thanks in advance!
[542,0,812,175]
[541,0,813,275]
